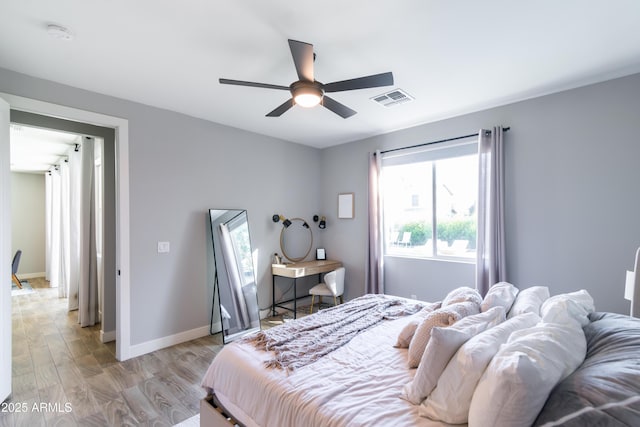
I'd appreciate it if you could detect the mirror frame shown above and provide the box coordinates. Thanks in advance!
[279,217,313,262]
[209,209,261,344]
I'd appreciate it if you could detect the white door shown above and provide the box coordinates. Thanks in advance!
[0,97,11,402]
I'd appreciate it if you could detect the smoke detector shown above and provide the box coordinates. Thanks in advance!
[46,24,74,41]
[371,89,413,107]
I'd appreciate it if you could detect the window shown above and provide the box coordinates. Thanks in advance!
[227,214,255,286]
[382,139,478,260]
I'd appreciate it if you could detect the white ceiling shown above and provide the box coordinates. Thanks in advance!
[10,125,79,173]
[1,1,640,149]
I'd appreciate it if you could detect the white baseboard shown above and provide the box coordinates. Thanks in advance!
[20,272,45,279]
[100,329,116,343]
[128,324,218,359]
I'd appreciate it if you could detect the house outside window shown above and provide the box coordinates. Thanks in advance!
[382,139,477,260]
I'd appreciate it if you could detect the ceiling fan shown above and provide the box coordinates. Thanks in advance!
[219,39,394,119]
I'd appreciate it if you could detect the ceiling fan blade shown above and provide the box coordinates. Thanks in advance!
[322,96,357,119]
[266,98,295,117]
[323,72,394,93]
[219,78,289,91]
[288,39,314,82]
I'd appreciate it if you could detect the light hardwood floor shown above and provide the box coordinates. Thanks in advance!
[1,277,223,426]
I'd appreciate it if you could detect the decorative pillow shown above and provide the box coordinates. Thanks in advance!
[402,307,505,405]
[442,286,482,307]
[540,289,595,327]
[407,301,480,368]
[507,285,549,318]
[395,301,442,348]
[468,322,587,427]
[480,282,519,313]
[420,312,540,424]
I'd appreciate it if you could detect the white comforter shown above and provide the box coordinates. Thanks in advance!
[201,315,456,427]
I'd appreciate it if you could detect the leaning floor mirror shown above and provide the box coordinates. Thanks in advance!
[209,209,260,343]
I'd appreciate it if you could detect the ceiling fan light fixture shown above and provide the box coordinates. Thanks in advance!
[294,92,322,108]
[220,39,393,118]
[291,81,323,108]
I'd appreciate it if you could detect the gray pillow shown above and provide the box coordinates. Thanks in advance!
[534,312,640,426]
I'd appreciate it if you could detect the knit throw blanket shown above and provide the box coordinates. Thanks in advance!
[243,294,424,370]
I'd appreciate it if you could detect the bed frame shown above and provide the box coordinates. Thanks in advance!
[200,394,245,427]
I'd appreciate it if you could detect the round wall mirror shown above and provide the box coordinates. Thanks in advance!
[280,217,313,262]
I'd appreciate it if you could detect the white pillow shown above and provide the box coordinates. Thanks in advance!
[407,301,480,368]
[402,307,505,405]
[442,286,482,307]
[540,289,595,327]
[420,312,540,424]
[468,322,587,427]
[480,282,519,313]
[507,285,549,318]
[395,301,442,348]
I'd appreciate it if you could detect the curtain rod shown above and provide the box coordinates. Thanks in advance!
[378,126,510,155]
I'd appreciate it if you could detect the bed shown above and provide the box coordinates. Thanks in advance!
[200,287,640,427]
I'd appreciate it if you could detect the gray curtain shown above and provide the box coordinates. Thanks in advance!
[77,137,99,327]
[365,150,384,294]
[476,127,507,296]
[68,142,81,310]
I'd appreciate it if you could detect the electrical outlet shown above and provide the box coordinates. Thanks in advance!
[410,294,417,300]
[157,241,170,253]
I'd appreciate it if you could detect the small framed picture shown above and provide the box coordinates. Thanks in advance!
[316,248,326,260]
[338,192,354,219]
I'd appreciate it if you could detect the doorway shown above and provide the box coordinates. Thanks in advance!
[10,111,116,338]
[0,91,131,363]
[1,94,131,402]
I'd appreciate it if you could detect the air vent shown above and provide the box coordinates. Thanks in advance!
[371,89,413,107]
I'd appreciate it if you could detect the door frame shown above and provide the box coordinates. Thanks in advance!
[0,97,10,402]
[0,92,132,361]
[10,110,117,340]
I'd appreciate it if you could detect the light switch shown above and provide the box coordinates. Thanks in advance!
[157,241,170,253]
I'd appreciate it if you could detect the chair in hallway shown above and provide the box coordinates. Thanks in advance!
[309,267,345,314]
[11,250,22,289]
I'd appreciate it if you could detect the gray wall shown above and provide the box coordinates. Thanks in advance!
[321,72,640,315]
[3,65,640,350]
[10,172,45,276]
[0,68,322,346]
